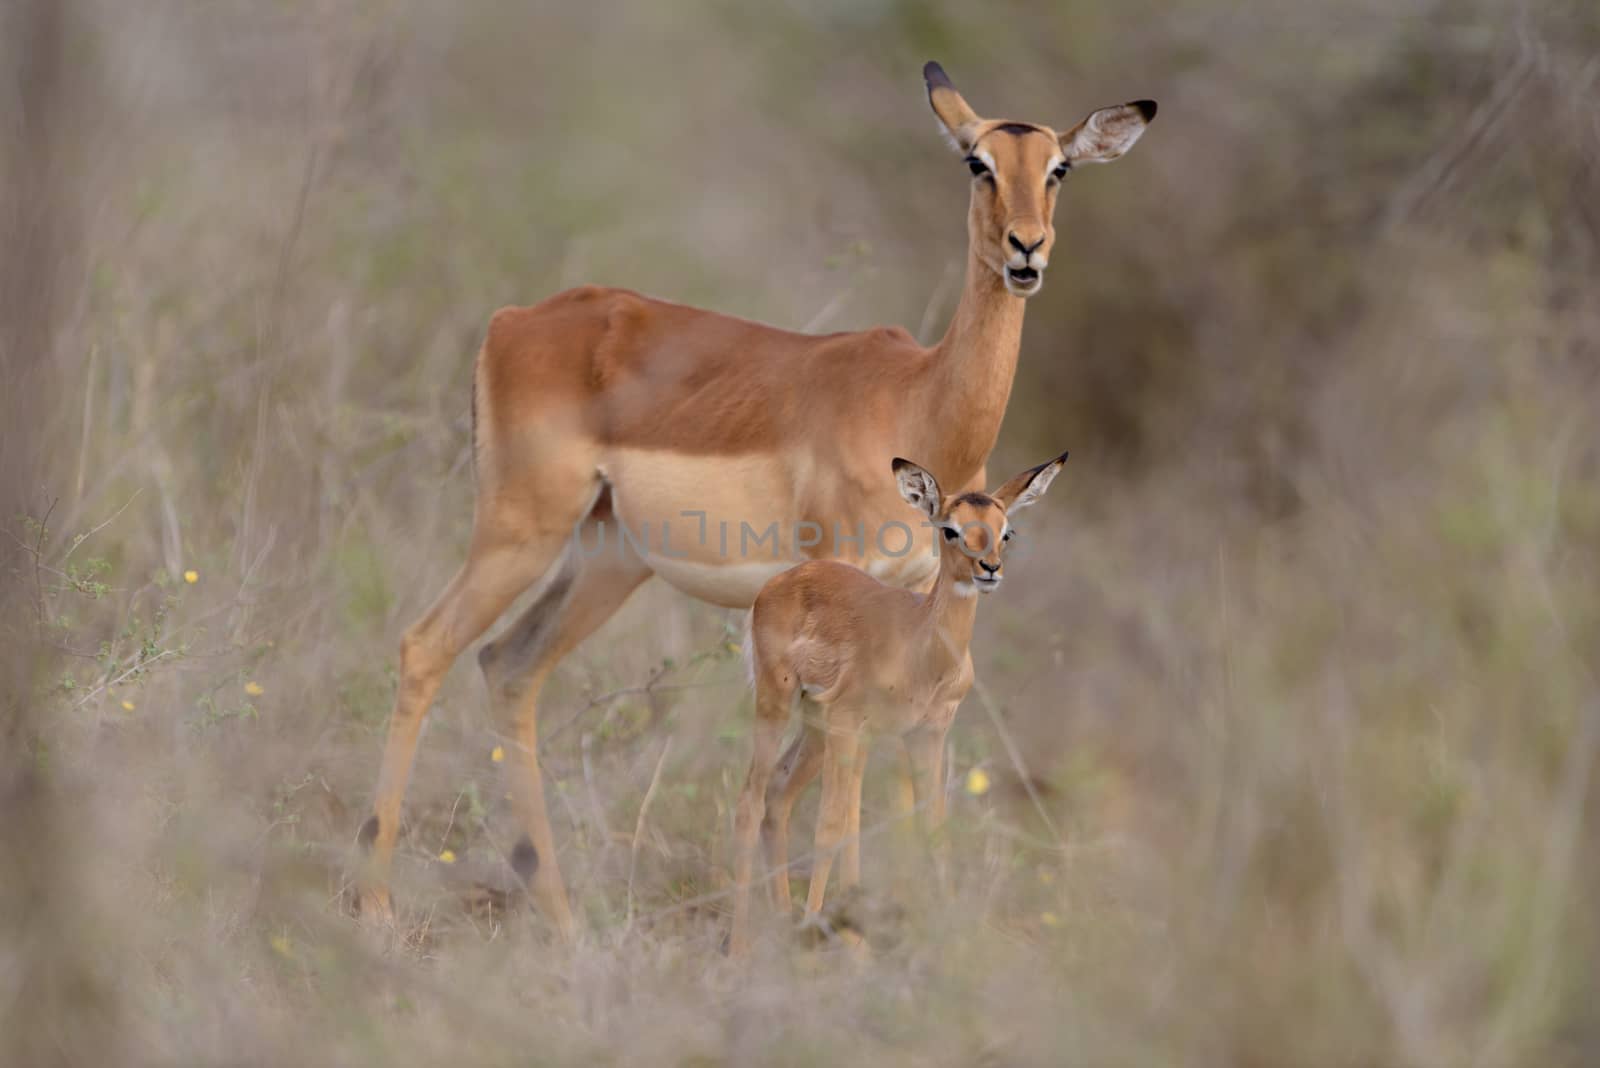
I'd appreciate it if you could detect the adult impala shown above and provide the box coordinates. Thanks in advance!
[357,62,1156,935]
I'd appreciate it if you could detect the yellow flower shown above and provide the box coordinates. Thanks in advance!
[438,849,456,864]
[244,681,264,697]
[490,745,505,763]
[183,569,199,584]
[1041,911,1061,928]
[121,699,136,712]
[269,933,294,958]
[965,767,991,797]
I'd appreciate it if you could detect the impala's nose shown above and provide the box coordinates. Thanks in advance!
[1008,232,1045,257]
[978,559,1000,575]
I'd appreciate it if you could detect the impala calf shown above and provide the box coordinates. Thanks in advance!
[730,451,1069,955]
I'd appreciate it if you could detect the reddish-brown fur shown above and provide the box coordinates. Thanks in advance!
[481,289,925,455]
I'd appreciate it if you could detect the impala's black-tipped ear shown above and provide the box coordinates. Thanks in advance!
[993,450,1068,514]
[923,60,982,153]
[1060,101,1156,164]
[893,457,943,521]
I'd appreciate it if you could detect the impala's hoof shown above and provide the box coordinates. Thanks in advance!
[510,836,539,883]
[355,886,396,926]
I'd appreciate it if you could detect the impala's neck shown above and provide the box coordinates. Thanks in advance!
[920,250,1027,485]
[916,550,981,672]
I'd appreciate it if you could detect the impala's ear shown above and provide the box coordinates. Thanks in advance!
[1059,100,1156,165]
[924,61,982,154]
[893,457,943,521]
[993,450,1068,514]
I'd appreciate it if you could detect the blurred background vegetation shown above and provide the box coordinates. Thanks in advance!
[3,0,1598,1064]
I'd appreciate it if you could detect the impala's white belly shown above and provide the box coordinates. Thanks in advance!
[639,556,792,608]
[601,447,941,605]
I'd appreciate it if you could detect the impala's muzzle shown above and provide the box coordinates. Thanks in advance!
[1004,231,1047,297]
[1004,265,1042,295]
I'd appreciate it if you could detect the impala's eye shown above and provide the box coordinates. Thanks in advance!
[1002,529,1014,544]
[965,157,991,179]
[1050,162,1070,183]
[942,527,960,541]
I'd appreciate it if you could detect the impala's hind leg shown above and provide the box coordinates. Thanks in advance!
[476,509,652,939]
[357,470,602,923]
[731,672,796,956]
[805,719,862,919]
[762,716,824,911]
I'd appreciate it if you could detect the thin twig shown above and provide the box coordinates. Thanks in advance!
[969,676,1067,850]
[437,789,466,858]
[71,648,176,709]
[544,661,675,744]
[60,489,141,563]
[34,499,55,627]
[626,738,673,930]
[580,732,612,846]
[18,498,56,631]
[545,652,738,745]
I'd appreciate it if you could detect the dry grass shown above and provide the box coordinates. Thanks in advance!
[4,1,1599,1065]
